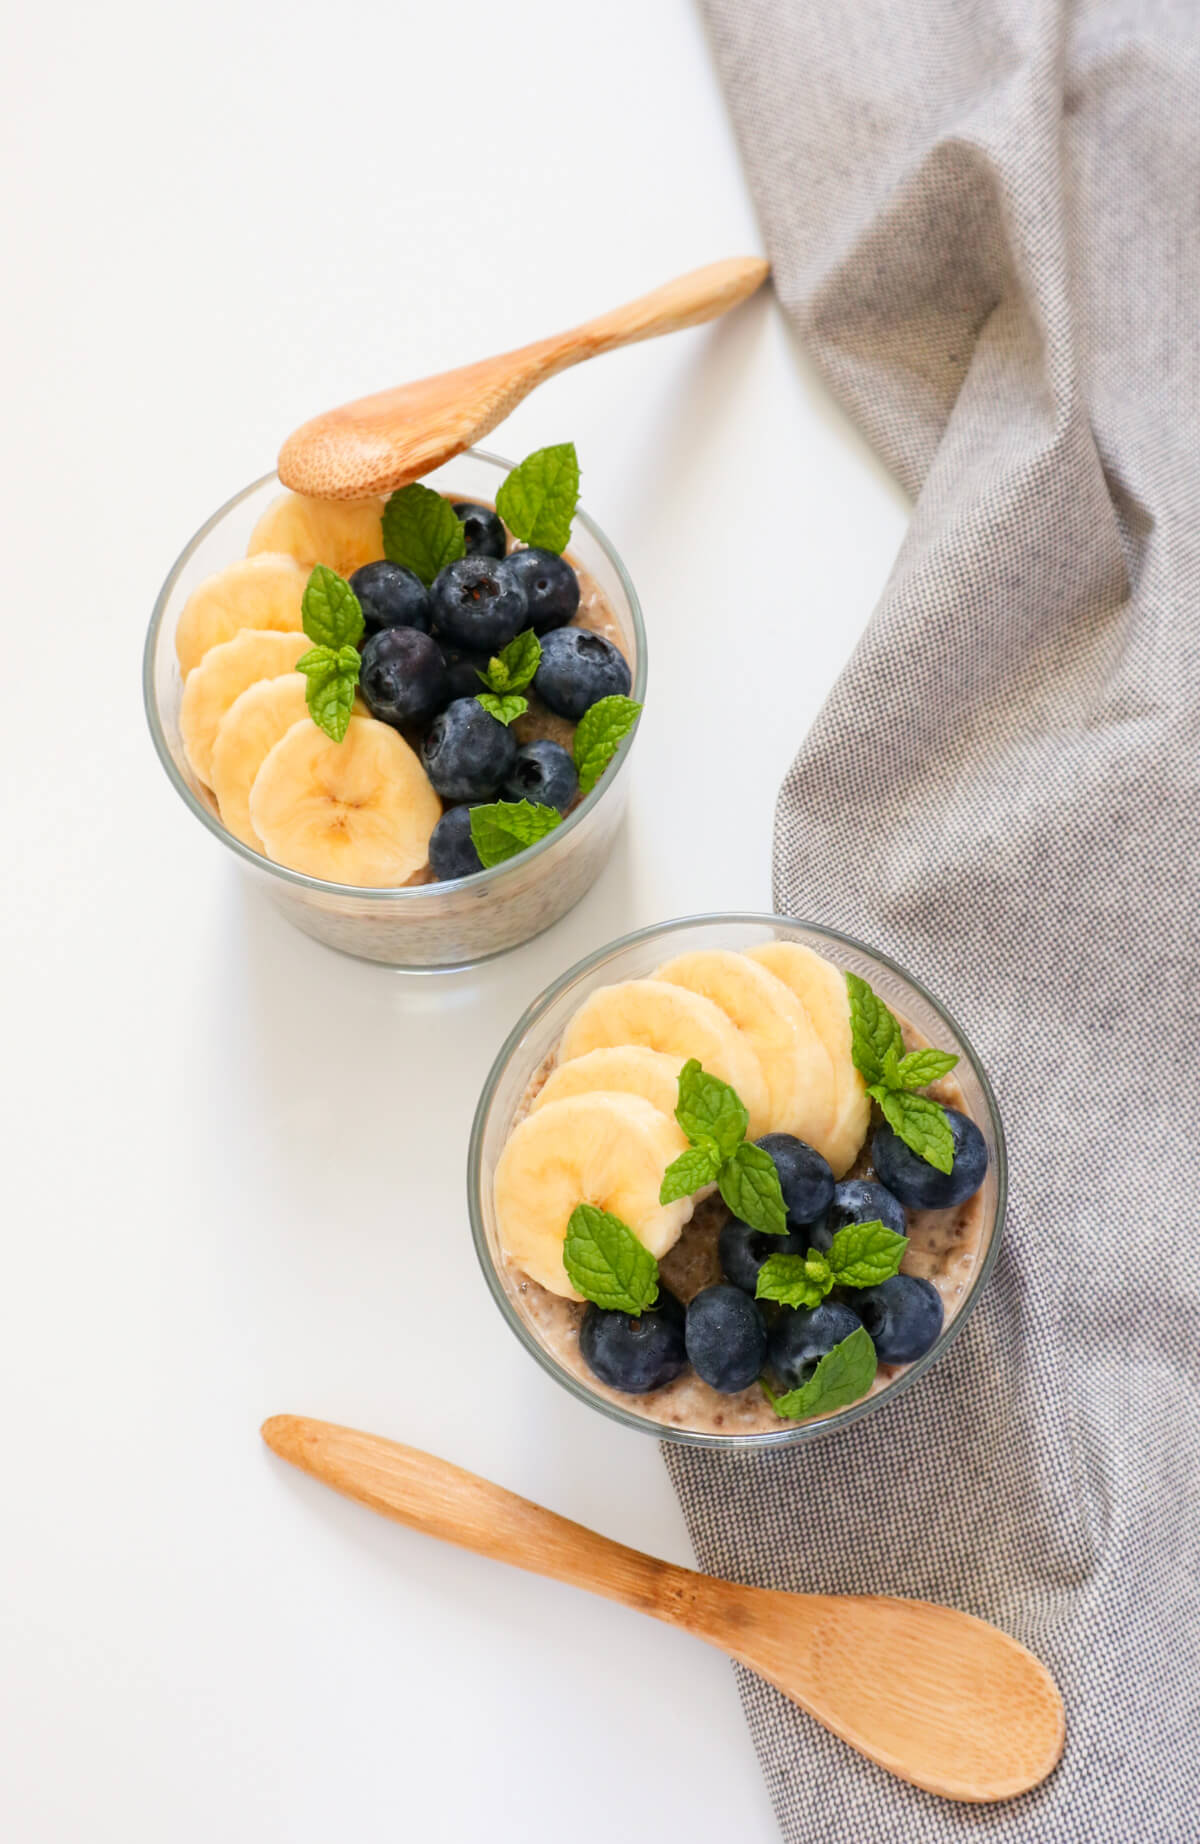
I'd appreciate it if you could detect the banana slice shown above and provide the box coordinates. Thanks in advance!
[494,1092,694,1298]
[210,673,310,850]
[559,979,771,1139]
[175,553,307,679]
[748,942,871,1175]
[180,628,311,788]
[247,491,385,577]
[653,949,836,1150]
[249,714,442,886]
[531,1047,685,1120]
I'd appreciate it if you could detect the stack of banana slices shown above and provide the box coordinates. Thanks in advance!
[494,944,870,1296]
[175,491,441,885]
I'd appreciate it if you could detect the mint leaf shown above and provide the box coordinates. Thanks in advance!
[826,1220,908,1288]
[718,1141,788,1236]
[479,628,541,695]
[468,799,562,869]
[381,483,466,585]
[755,1251,833,1310]
[562,1204,658,1313]
[894,1047,959,1090]
[296,643,360,744]
[495,443,579,552]
[573,695,643,796]
[302,565,364,649]
[475,692,528,726]
[659,1144,722,1206]
[762,1326,878,1421]
[870,1086,956,1175]
[845,971,904,1086]
[674,1059,748,1161]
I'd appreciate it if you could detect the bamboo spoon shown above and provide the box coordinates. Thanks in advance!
[277,256,770,500]
[261,1415,1064,1803]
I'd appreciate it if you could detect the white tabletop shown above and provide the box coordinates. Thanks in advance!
[2,2,907,1837]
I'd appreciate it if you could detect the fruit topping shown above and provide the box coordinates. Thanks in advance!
[685,1284,768,1393]
[348,560,432,635]
[421,697,518,802]
[531,1047,685,1119]
[872,1107,987,1210]
[499,548,580,633]
[855,1273,944,1363]
[767,1299,866,1391]
[451,500,507,560]
[747,941,871,1176]
[359,627,449,727]
[502,739,578,812]
[210,673,311,851]
[427,805,483,882]
[579,1294,687,1394]
[181,627,310,786]
[533,626,632,719]
[718,1220,809,1294]
[248,492,385,577]
[429,555,529,654]
[175,553,307,680]
[814,1178,907,1251]
[751,1133,835,1230]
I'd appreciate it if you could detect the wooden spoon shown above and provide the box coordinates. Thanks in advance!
[277,256,770,500]
[261,1415,1064,1803]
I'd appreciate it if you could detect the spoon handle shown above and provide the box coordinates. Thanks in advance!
[567,255,770,354]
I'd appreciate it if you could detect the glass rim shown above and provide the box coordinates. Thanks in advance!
[467,910,1007,1450]
[142,449,647,901]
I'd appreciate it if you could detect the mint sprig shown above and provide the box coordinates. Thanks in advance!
[659,1060,787,1236]
[761,1326,877,1421]
[475,693,528,726]
[563,1204,659,1313]
[845,973,960,1175]
[468,799,562,868]
[573,695,643,796]
[381,482,466,585]
[476,629,541,696]
[495,443,579,553]
[296,566,364,743]
[756,1220,907,1310]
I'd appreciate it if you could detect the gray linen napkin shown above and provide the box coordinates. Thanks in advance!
[664,3,1200,1837]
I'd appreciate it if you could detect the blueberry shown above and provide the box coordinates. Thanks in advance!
[768,1299,863,1391]
[579,1289,687,1394]
[359,627,449,727]
[855,1274,944,1364]
[872,1107,988,1210]
[427,805,483,882]
[502,739,578,812]
[685,1284,768,1393]
[756,1134,835,1229]
[348,561,432,635]
[429,556,528,653]
[718,1221,810,1295]
[500,548,580,634]
[533,627,632,720]
[452,501,507,560]
[420,698,517,803]
[442,648,492,702]
[806,1177,907,1251]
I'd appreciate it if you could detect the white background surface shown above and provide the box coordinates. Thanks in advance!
[1,3,908,1838]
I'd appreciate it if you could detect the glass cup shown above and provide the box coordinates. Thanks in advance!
[469,913,1006,1448]
[143,451,646,969]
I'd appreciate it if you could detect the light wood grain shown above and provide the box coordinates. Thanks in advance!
[262,1415,1065,1803]
[277,257,770,499]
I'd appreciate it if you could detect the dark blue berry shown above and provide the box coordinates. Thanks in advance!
[855,1273,944,1363]
[502,739,578,812]
[718,1221,810,1295]
[500,548,580,634]
[452,501,507,560]
[533,627,631,720]
[428,805,483,882]
[359,627,448,727]
[442,648,492,702]
[806,1177,908,1252]
[768,1299,863,1391]
[685,1284,768,1393]
[756,1134,835,1229]
[349,561,432,636]
[420,698,516,803]
[579,1289,687,1394]
[872,1107,988,1210]
[430,556,528,653]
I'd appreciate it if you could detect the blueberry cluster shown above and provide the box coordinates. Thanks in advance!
[347,502,632,881]
[579,1108,988,1405]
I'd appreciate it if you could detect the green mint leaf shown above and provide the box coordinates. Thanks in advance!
[869,1086,956,1175]
[894,1047,960,1090]
[479,628,541,696]
[573,695,643,797]
[475,692,528,726]
[495,443,580,552]
[718,1141,788,1236]
[755,1251,833,1310]
[674,1059,749,1161]
[468,799,562,869]
[826,1220,908,1289]
[296,643,360,744]
[381,482,466,585]
[659,1144,722,1206]
[761,1326,878,1421]
[845,972,905,1086]
[301,565,364,649]
[562,1203,659,1313]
